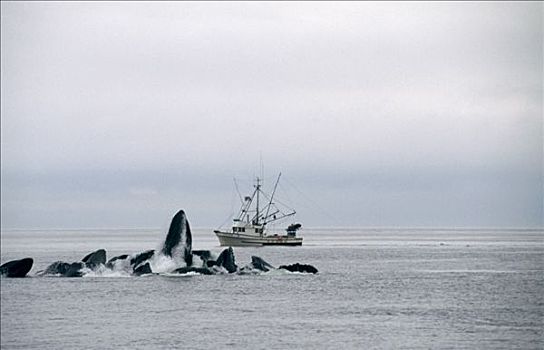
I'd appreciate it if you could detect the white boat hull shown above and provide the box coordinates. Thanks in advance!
[214,231,303,247]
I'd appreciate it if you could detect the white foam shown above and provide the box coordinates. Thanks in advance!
[109,259,132,273]
[148,253,184,273]
[264,268,296,275]
[161,271,202,277]
[81,264,132,278]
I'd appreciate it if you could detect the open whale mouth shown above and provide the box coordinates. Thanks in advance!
[1,209,318,278]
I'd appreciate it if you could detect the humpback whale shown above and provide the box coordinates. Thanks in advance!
[82,249,106,269]
[39,248,108,277]
[6,209,317,278]
[279,263,318,274]
[209,247,237,273]
[106,254,129,268]
[0,258,34,277]
[40,261,86,277]
[161,209,192,266]
[119,210,195,274]
[130,250,155,269]
[250,256,275,272]
[133,263,152,276]
[173,266,215,275]
[237,256,318,274]
[192,250,212,262]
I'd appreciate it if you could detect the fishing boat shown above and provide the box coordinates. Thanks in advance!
[214,174,303,246]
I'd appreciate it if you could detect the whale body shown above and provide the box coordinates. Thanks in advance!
[82,249,106,269]
[41,261,86,277]
[0,258,34,277]
[174,266,214,275]
[279,263,318,274]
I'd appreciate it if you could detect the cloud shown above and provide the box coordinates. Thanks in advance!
[1,2,542,228]
[128,187,158,197]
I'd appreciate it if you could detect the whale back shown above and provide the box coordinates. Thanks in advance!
[278,263,318,274]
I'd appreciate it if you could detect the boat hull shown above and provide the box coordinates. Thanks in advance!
[214,231,303,247]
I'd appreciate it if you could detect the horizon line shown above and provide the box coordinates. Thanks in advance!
[1,226,543,232]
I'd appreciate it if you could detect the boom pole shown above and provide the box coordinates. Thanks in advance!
[264,173,281,222]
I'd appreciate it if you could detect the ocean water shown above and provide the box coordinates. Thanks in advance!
[1,228,543,349]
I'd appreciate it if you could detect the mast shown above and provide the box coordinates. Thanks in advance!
[255,177,260,225]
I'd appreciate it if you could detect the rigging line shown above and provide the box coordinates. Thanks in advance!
[282,176,342,226]
[258,190,295,215]
[262,188,295,213]
[216,211,235,231]
[217,183,236,231]
[228,182,235,224]
[275,180,296,208]
[233,177,244,204]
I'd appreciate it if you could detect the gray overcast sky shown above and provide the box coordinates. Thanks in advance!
[1,2,542,229]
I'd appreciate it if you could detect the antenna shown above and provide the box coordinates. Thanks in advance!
[255,177,260,225]
[259,152,264,187]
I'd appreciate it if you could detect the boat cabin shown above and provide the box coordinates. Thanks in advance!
[232,219,264,235]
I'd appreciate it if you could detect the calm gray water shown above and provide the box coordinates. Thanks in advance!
[1,228,543,349]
